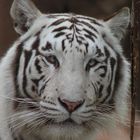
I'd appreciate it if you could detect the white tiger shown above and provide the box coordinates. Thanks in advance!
[0,0,130,140]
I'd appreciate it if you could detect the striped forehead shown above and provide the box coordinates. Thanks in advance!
[23,14,104,56]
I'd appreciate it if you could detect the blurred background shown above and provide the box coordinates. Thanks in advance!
[0,0,140,139]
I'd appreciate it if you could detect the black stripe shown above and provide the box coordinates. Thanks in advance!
[86,59,99,71]
[49,18,66,27]
[34,25,46,36]
[39,78,51,96]
[84,34,95,42]
[13,44,23,88]
[22,50,32,98]
[32,79,39,86]
[80,21,98,33]
[35,58,42,74]
[102,34,114,50]
[107,57,116,94]
[85,43,89,53]
[75,26,81,33]
[12,43,23,109]
[91,82,98,95]
[111,54,123,99]
[96,46,104,57]
[32,37,40,50]
[68,17,79,24]
[54,32,66,38]
[77,16,103,27]
[62,39,66,51]
[104,47,110,58]
[75,36,83,45]
[69,24,74,30]
[83,28,97,38]
[98,85,104,98]
[42,41,53,51]
[101,57,116,103]
[32,75,45,87]
[66,33,72,40]
[95,66,107,77]
[52,26,68,32]
[32,26,46,51]
[76,35,82,45]
[78,36,85,41]
[104,47,110,64]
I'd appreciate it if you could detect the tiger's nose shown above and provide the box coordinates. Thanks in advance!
[58,98,84,113]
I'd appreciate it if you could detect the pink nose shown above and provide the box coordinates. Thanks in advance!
[58,98,84,113]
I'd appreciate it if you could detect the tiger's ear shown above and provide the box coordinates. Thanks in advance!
[105,7,130,41]
[10,0,42,35]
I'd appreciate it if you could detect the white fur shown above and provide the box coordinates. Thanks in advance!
[0,1,130,140]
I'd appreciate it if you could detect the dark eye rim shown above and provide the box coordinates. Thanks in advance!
[46,55,59,68]
[86,59,98,71]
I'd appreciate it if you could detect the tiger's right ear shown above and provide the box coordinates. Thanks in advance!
[105,7,130,41]
[10,0,42,35]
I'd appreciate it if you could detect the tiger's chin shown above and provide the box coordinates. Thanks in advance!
[33,120,93,140]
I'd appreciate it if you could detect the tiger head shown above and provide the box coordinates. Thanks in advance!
[7,0,130,139]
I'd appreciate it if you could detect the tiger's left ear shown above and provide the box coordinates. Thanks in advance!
[10,0,42,35]
[105,7,130,41]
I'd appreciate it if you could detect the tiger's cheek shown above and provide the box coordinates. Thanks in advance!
[85,83,97,104]
[23,55,50,97]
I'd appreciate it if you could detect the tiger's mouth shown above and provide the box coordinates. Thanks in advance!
[60,118,77,125]
[42,118,84,128]
[45,118,81,127]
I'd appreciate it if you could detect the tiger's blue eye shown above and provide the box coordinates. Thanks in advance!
[86,59,98,71]
[46,55,59,68]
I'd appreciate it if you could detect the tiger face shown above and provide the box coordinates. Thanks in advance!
[1,0,130,139]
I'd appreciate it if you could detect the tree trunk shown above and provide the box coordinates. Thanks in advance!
[130,0,140,140]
